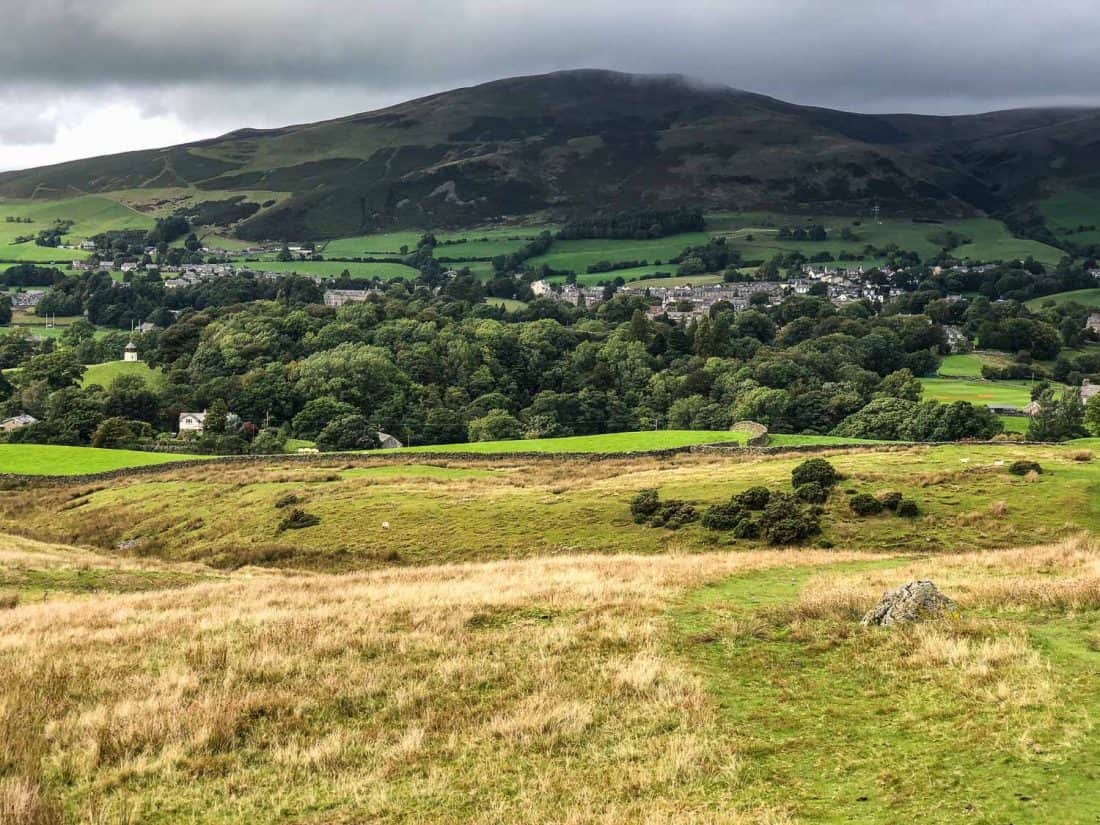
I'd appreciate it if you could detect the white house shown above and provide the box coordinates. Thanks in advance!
[0,414,38,433]
[178,411,206,434]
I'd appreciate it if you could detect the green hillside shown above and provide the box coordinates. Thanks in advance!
[3,70,1099,245]
[80,360,166,389]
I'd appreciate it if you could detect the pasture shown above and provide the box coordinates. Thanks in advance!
[920,377,1036,407]
[0,444,201,476]
[0,195,154,262]
[81,359,166,389]
[389,429,749,454]
[1,445,1099,822]
[1040,190,1100,245]
[246,259,419,280]
[1025,288,1100,311]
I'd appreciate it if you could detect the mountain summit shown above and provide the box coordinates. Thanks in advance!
[2,69,1097,240]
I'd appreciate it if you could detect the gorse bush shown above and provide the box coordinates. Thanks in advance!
[277,508,320,531]
[896,499,920,517]
[791,458,839,490]
[878,491,903,511]
[849,493,884,516]
[758,491,820,545]
[629,489,660,523]
[735,486,771,510]
[795,482,827,503]
[1009,460,1042,476]
[701,501,747,531]
[630,489,697,529]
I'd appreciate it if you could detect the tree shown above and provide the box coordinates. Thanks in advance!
[1028,388,1086,442]
[204,399,229,434]
[876,368,922,401]
[1085,393,1100,436]
[0,294,10,326]
[20,351,85,391]
[91,417,149,448]
[316,414,379,451]
[468,409,523,442]
[291,396,357,440]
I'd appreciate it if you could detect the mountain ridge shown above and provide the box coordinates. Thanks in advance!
[2,69,1097,240]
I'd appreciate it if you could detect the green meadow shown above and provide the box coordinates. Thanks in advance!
[246,259,419,280]
[0,444,201,476]
[0,195,154,262]
[1026,287,1100,311]
[920,376,1035,407]
[80,360,166,389]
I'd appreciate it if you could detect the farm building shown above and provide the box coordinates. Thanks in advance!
[377,431,404,449]
[324,289,378,308]
[1081,380,1100,403]
[178,411,206,434]
[1087,313,1100,334]
[0,414,38,432]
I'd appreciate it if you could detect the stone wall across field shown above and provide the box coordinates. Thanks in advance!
[0,439,1050,487]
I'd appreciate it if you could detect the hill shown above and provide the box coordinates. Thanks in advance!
[2,70,1099,242]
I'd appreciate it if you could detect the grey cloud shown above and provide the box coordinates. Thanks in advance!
[4,0,1100,170]
[2,0,1100,114]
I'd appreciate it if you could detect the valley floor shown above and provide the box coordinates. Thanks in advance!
[2,447,1099,823]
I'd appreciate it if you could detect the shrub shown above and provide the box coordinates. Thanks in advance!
[896,499,919,517]
[649,501,697,530]
[274,493,299,509]
[731,518,760,539]
[877,491,903,511]
[630,489,660,523]
[1071,450,1093,462]
[849,493,884,516]
[795,482,827,504]
[277,508,320,531]
[791,458,839,490]
[759,491,820,545]
[1009,460,1042,476]
[702,501,747,531]
[735,486,771,510]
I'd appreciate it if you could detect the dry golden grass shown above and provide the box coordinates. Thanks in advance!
[0,543,868,824]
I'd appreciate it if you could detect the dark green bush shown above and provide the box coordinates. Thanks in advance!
[795,482,827,503]
[630,489,660,523]
[896,499,919,517]
[731,518,760,539]
[878,491,903,511]
[759,491,821,545]
[278,508,320,531]
[1009,460,1042,476]
[649,501,697,530]
[791,458,839,490]
[274,492,299,509]
[849,493,884,516]
[702,501,747,530]
[735,486,771,510]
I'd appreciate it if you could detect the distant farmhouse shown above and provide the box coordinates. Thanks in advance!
[324,289,379,308]
[1086,312,1100,334]
[0,414,38,433]
[178,411,206,434]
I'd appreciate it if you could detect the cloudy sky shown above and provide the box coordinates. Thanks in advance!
[2,0,1099,171]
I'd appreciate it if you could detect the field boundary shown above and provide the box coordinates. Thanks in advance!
[0,438,1053,484]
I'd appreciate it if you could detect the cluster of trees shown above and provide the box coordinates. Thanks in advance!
[674,238,740,276]
[0,272,1010,452]
[776,224,828,241]
[557,208,705,240]
[2,264,61,288]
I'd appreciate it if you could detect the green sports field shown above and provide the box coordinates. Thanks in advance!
[920,377,1036,407]
[0,445,202,476]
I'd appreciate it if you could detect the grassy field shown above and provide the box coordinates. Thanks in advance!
[2,446,1100,821]
[920,376,1036,407]
[1041,190,1100,245]
[245,260,418,280]
[80,359,166,389]
[935,351,1023,378]
[0,195,154,262]
[1026,288,1100,311]
[0,445,201,475]
[2,442,1096,572]
[389,430,749,454]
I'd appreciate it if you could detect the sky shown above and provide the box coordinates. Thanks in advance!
[2,0,1099,171]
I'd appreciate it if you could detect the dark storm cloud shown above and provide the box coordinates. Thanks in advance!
[3,0,1100,169]
[3,0,1100,112]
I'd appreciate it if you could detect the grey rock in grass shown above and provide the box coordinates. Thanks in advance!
[861,580,956,627]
